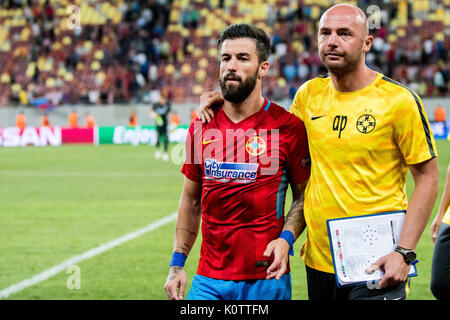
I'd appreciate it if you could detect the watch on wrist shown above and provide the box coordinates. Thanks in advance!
[394,246,417,264]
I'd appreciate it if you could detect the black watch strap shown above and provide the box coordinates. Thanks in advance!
[394,246,416,264]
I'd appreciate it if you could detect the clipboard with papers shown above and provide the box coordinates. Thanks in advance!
[327,210,417,287]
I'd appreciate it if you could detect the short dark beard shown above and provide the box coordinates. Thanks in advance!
[323,55,360,78]
[321,42,364,78]
[219,69,258,103]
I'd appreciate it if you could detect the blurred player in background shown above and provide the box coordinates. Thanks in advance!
[41,112,50,127]
[151,95,171,161]
[434,105,446,123]
[68,110,78,128]
[197,4,439,300]
[164,24,310,300]
[15,111,26,131]
[190,108,198,122]
[168,110,180,133]
[84,112,96,128]
[430,165,450,300]
[129,110,137,127]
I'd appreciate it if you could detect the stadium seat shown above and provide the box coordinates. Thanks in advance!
[0,0,447,107]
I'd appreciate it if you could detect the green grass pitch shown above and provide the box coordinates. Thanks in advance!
[0,140,448,300]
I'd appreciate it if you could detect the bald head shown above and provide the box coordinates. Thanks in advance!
[320,4,369,37]
[317,4,373,77]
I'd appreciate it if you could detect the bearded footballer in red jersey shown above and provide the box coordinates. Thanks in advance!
[164,24,310,300]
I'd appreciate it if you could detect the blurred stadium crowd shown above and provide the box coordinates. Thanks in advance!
[0,0,448,107]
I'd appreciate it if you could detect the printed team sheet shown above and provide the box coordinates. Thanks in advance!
[327,211,416,287]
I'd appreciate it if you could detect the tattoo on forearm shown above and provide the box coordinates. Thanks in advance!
[175,242,191,254]
[169,266,184,281]
[176,227,197,237]
[285,198,306,237]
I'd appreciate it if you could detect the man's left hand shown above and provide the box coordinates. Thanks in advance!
[263,238,290,280]
[365,251,410,288]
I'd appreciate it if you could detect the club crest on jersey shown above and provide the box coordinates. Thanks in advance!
[356,113,376,134]
[245,136,266,156]
[204,158,259,182]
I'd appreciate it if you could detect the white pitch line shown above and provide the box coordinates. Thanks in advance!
[0,212,177,299]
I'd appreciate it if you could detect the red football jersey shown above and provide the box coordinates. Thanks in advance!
[182,99,310,280]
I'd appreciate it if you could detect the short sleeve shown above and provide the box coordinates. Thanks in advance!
[285,118,311,185]
[394,90,438,164]
[181,120,203,182]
